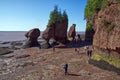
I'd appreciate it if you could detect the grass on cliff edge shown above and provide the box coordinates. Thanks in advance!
[92,53,120,68]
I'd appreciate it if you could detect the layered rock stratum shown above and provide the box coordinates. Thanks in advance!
[93,0,120,53]
[85,0,120,53]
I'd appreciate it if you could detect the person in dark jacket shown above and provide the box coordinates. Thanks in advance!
[63,64,68,75]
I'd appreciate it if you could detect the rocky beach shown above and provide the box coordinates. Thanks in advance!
[0,35,120,80]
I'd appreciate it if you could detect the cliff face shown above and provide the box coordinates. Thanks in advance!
[93,0,120,53]
[85,29,95,42]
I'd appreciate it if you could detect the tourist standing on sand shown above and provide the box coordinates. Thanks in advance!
[52,42,55,52]
[63,64,68,75]
[87,46,93,57]
[84,46,88,55]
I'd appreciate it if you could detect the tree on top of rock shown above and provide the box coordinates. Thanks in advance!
[62,11,68,21]
[84,0,109,21]
[48,5,68,25]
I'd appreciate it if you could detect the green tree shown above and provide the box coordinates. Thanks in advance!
[58,9,62,22]
[48,5,59,25]
[86,22,93,32]
[62,11,68,21]
[84,0,109,21]
[84,0,110,32]
[48,5,68,25]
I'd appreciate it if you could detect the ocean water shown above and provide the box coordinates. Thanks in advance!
[0,31,27,41]
[0,31,85,42]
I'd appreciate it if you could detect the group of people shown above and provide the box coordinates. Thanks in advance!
[84,45,94,57]
[63,46,94,75]
[75,45,94,57]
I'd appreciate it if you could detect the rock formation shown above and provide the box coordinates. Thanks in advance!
[85,29,95,42]
[93,0,120,53]
[42,6,68,44]
[42,24,54,43]
[23,28,40,48]
[85,0,120,53]
[42,21,68,44]
[68,24,76,41]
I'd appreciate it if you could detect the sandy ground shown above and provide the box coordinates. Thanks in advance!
[0,46,120,80]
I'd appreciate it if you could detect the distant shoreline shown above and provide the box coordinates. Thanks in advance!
[0,31,85,42]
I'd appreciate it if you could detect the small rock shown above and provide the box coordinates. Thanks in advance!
[0,47,13,55]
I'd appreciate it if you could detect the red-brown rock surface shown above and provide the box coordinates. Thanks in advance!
[93,0,120,53]
[25,28,40,41]
[68,24,76,41]
[0,47,120,80]
[42,21,68,43]
[42,24,54,42]
[23,28,40,48]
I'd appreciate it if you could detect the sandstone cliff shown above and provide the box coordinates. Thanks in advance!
[93,0,120,53]
[85,0,120,53]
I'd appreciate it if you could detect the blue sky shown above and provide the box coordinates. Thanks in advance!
[0,0,87,31]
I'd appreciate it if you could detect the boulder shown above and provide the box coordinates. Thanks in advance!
[23,28,41,48]
[68,24,76,41]
[25,28,40,41]
[42,21,68,44]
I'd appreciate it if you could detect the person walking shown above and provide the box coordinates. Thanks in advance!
[84,46,88,53]
[87,46,93,57]
[89,46,94,57]
[63,64,68,75]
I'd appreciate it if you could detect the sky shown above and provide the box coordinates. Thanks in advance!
[0,0,87,31]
